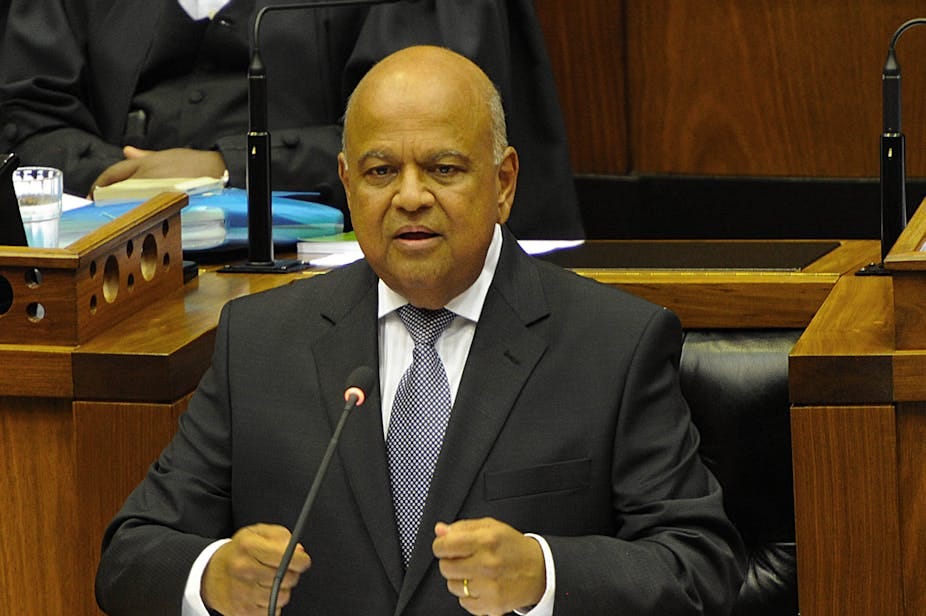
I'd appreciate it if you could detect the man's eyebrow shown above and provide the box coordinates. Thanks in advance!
[357,150,393,165]
[356,149,473,166]
[426,150,471,164]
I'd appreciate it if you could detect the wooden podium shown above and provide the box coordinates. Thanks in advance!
[790,204,926,615]
[0,217,878,614]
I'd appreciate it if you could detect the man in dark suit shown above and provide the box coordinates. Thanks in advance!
[95,46,743,615]
[0,0,583,239]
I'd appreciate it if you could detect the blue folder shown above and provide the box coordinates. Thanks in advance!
[59,188,344,251]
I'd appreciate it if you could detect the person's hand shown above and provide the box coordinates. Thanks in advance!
[432,518,546,616]
[201,523,311,616]
[88,146,226,196]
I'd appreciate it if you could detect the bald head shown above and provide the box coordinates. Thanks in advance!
[336,44,519,309]
[342,46,508,164]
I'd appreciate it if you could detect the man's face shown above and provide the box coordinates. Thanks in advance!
[339,62,517,309]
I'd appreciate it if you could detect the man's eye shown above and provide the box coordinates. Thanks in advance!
[366,166,392,177]
[435,165,457,175]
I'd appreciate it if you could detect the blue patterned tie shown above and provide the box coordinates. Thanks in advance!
[387,304,455,567]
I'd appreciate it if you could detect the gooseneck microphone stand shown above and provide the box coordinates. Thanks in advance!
[221,0,400,273]
[860,18,926,275]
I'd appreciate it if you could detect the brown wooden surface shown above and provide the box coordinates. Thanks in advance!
[894,350,926,401]
[580,239,877,328]
[789,274,895,405]
[536,1,926,178]
[886,193,926,263]
[790,257,926,403]
[0,345,73,397]
[534,0,628,174]
[0,192,185,346]
[66,239,878,405]
[898,403,926,615]
[74,397,191,616]
[791,405,903,616]
[72,268,302,402]
[892,273,926,349]
[0,396,84,615]
[790,240,926,615]
[886,201,926,349]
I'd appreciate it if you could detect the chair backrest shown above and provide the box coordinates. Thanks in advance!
[679,329,801,616]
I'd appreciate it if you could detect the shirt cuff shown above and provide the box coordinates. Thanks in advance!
[182,538,231,616]
[514,533,555,616]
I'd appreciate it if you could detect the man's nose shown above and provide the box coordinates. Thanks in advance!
[392,168,435,211]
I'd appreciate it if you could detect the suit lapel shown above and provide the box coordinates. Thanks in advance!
[394,230,551,613]
[311,264,405,593]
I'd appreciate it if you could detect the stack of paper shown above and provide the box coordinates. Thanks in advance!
[92,177,225,204]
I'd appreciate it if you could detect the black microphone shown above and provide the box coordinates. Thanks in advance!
[878,19,926,265]
[220,0,403,274]
[267,365,375,615]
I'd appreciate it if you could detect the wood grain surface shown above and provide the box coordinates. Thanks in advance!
[536,1,926,177]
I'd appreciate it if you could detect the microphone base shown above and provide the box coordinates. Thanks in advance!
[856,261,893,276]
[218,258,311,274]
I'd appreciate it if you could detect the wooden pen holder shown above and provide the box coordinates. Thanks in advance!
[0,192,187,346]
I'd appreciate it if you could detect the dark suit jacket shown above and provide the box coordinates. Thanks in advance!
[96,229,744,615]
[0,0,583,239]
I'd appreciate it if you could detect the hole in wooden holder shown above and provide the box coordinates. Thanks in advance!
[103,255,120,304]
[27,302,46,322]
[0,276,12,315]
[141,234,158,281]
[25,268,43,288]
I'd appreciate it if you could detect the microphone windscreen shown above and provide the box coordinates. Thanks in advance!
[344,366,376,405]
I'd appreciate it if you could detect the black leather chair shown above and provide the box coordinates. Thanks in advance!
[679,329,801,616]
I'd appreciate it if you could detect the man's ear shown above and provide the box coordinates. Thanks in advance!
[496,146,518,224]
[338,151,354,214]
[337,152,350,193]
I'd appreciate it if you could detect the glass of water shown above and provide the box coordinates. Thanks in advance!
[13,167,64,248]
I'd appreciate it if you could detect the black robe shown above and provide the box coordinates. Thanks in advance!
[0,0,584,239]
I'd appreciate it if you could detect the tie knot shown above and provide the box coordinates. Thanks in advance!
[397,305,455,346]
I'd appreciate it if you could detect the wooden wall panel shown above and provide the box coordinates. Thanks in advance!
[898,402,926,614]
[74,397,191,616]
[537,1,926,178]
[791,404,904,615]
[627,1,926,177]
[0,397,83,615]
[534,1,628,174]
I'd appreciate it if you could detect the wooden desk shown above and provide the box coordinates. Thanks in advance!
[790,218,926,614]
[0,239,877,615]
[565,239,874,328]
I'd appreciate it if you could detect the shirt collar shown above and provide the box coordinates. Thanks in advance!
[176,0,230,20]
[378,224,503,323]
